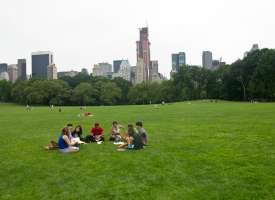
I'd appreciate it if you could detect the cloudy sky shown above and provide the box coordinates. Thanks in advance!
[0,0,275,77]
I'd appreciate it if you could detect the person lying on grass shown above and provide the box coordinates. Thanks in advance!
[136,121,148,145]
[85,123,105,143]
[58,127,79,153]
[117,124,144,150]
[109,121,123,142]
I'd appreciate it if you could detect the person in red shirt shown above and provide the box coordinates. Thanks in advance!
[91,123,104,142]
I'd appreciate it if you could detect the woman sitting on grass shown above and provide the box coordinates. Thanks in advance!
[118,124,135,149]
[72,125,85,141]
[109,121,122,142]
[58,127,79,153]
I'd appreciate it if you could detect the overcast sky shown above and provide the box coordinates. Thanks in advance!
[0,0,275,77]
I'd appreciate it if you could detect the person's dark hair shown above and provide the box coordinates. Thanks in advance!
[74,125,83,135]
[112,121,118,125]
[67,123,73,127]
[62,127,69,136]
[128,124,135,137]
[95,123,99,127]
[136,121,143,127]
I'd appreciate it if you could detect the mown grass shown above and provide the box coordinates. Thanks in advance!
[0,101,275,200]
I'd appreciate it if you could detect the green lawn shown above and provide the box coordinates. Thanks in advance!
[0,101,275,200]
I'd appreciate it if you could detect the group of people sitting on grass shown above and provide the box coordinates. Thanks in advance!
[45,121,148,153]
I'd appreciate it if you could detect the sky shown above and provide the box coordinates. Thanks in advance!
[0,0,275,78]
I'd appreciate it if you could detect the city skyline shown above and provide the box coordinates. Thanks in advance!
[1,0,275,78]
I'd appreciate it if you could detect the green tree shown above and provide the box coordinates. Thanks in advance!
[72,83,98,106]
[99,82,122,105]
[0,80,12,102]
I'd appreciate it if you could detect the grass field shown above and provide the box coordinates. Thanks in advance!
[0,101,275,200]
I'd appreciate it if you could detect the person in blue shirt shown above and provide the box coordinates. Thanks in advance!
[58,127,79,153]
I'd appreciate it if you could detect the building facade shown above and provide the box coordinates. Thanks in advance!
[0,72,9,81]
[150,60,160,82]
[92,62,112,77]
[136,27,151,82]
[135,58,146,84]
[47,64,57,80]
[8,64,18,83]
[130,66,136,84]
[0,63,8,73]
[171,52,186,73]
[113,60,123,73]
[202,51,213,69]
[32,51,54,79]
[17,59,27,80]
[112,60,131,82]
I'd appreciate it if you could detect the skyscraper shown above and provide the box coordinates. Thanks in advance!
[171,52,186,72]
[17,59,27,80]
[8,64,18,83]
[113,60,123,73]
[136,27,151,82]
[0,63,8,73]
[202,51,213,69]
[47,64,57,80]
[32,51,54,79]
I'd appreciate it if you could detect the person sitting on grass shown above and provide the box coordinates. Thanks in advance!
[109,121,122,142]
[72,125,85,141]
[85,123,104,143]
[58,127,79,153]
[136,121,148,145]
[67,123,74,139]
[118,124,135,149]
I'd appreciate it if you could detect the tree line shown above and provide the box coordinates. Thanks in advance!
[1,48,275,105]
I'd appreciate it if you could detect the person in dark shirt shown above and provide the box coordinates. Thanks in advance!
[136,121,148,145]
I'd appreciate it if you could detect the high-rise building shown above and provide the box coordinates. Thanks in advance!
[0,63,8,73]
[178,52,186,67]
[47,64,57,80]
[136,27,151,82]
[31,51,54,79]
[113,60,123,73]
[135,58,146,84]
[171,52,186,72]
[8,64,18,83]
[92,62,112,77]
[112,60,131,82]
[17,59,27,80]
[202,51,213,69]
